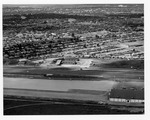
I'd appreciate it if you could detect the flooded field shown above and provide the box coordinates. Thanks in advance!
[4,77,117,92]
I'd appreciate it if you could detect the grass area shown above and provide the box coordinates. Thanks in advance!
[3,59,144,81]
[101,60,144,69]
[4,74,105,81]
[3,58,19,65]
[3,58,37,66]
[3,65,144,81]
[4,66,105,76]
[4,99,139,115]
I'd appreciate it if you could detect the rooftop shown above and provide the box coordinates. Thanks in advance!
[109,88,144,100]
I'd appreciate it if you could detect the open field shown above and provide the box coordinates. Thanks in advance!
[4,88,108,102]
[3,59,144,105]
[3,54,144,115]
[4,77,117,92]
[4,87,144,115]
[3,64,144,81]
[5,98,140,115]
[4,78,144,103]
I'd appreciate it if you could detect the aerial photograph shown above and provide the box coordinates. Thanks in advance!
[3,4,144,115]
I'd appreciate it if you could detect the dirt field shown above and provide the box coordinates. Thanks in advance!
[4,88,108,102]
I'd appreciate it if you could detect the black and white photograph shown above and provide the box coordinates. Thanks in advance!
[2,0,148,118]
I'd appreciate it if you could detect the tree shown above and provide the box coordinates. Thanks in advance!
[83,44,87,48]
[71,33,75,37]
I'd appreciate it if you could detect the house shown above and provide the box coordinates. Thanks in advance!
[109,88,144,103]
[55,59,62,65]
[18,58,28,62]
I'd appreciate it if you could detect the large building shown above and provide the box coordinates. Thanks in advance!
[62,57,79,65]
[108,87,144,103]
[54,57,80,65]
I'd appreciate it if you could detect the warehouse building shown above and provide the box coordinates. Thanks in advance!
[109,87,144,103]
